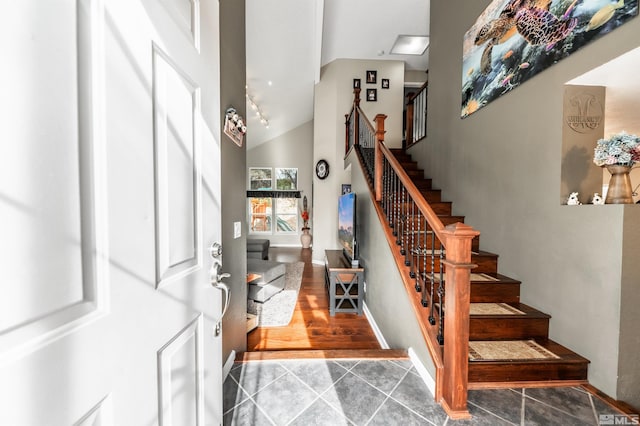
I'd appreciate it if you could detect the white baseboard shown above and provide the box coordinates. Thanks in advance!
[311,259,324,266]
[363,303,436,397]
[223,349,236,381]
[408,347,436,397]
[363,302,389,349]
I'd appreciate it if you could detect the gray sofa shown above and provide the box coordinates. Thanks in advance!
[247,258,285,302]
[247,238,269,260]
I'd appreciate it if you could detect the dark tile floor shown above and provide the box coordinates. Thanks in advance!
[223,358,628,426]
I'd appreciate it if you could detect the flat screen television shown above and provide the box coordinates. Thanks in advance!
[338,192,357,263]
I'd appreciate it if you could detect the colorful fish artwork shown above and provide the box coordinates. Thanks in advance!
[462,0,639,118]
[586,0,626,30]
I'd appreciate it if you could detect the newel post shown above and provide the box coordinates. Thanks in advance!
[440,222,479,420]
[373,114,386,202]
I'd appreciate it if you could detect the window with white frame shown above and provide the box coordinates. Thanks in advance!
[248,167,300,234]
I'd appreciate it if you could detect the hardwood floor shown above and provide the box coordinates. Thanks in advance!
[246,247,381,352]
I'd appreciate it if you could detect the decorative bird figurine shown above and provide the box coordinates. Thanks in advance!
[567,192,582,205]
[592,192,604,205]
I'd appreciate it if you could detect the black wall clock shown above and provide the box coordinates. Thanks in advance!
[315,159,329,180]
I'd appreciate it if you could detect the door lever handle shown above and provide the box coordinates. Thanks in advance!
[210,262,231,286]
[212,282,230,337]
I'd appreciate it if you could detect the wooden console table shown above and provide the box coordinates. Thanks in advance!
[324,250,364,316]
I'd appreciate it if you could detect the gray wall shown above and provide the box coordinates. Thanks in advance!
[407,0,640,404]
[220,0,247,361]
[246,121,314,246]
[619,206,640,406]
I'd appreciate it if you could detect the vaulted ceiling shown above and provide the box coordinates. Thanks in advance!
[245,0,430,147]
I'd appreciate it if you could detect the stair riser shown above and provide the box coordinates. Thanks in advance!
[405,169,424,178]
[469,318,550,340]
[421,191,442,203]
[470,283,520,303]
[400,162,419,170]
[412,180,433,190]
[468,362,589,383]
[471,255,498,274]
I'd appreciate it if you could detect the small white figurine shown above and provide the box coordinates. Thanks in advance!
[567,192,582,205]
[592,192,604,205]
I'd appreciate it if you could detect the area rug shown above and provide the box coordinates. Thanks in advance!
[247,261,304,327]
[469,340,560,361]
[470,303,525,316]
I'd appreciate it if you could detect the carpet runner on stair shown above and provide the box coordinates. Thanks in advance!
[469,340,561,361]
[469,303,525,315]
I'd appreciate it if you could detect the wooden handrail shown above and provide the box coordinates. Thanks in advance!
[346,90,477,419]
[405,80,428,148]
[406,80,428,104]
[376,142,447,244]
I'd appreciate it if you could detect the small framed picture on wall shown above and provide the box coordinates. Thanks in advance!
[366,88,377,102]
[342,184,351,195]
[366,70,377,84]
[353,78,361,89]
[381,79,389,89]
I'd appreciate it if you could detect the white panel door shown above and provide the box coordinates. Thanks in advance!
[0,0,224,424]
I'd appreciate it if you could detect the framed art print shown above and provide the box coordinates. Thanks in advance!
[366,70,377,84]
[366,88,377,102]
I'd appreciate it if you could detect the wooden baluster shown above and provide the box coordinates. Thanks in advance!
[354,89,361,149]
[398,186,405,248]
[409,198,416,272]
[422,221,429,307]
[415,209,422,292]
[428,227,436,317]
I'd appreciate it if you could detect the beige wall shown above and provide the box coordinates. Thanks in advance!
[408,0,640,403]
[313,59,405,261]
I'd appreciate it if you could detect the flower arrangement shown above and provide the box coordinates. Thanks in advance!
[301,195,310,230]
[593,131,640,167]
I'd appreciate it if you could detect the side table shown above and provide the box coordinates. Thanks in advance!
[324,250,364,316]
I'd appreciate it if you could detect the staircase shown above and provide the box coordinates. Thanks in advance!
[388,148,590,387]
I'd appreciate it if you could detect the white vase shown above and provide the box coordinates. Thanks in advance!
[300,228,312,248]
